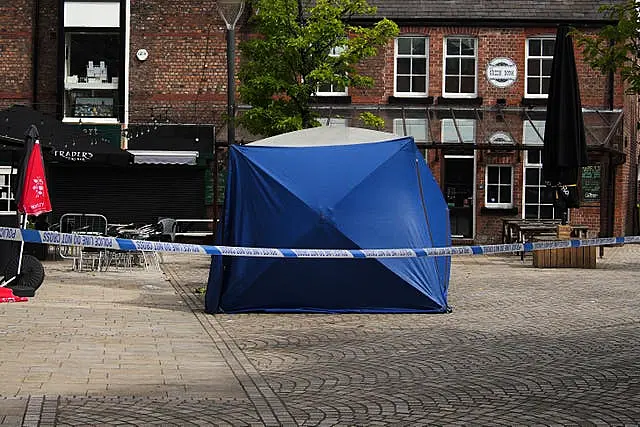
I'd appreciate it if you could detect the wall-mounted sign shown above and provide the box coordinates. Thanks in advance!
[52,150,94,162]
[581,165,600,203]
[486,57,517,88]
[488,131,513,144]
[136,49,149,61]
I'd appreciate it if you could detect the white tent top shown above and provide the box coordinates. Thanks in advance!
[248,126,405,147]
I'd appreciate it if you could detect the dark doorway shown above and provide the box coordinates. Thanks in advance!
[444,156,474,238]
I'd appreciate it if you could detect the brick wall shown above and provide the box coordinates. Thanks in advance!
[0,1,34,109]
[350,26,622,108]
[129,0,227,125]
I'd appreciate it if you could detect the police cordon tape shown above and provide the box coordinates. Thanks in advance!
[1,226,640,259]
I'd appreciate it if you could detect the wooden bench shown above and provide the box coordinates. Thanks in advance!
[532,236,596,269]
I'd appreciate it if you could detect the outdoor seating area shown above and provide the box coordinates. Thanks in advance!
[502,218,589,245]
[502,218,591,263]
[54,213,164,272]
[50,214,215,273]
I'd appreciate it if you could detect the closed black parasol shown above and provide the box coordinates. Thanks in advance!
[542,25,588,224]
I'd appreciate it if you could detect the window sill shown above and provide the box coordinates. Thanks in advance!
[481,206,518,215]
[62,117,120,124]
[388,96,434,105]
[436,96,483,106]
[521,97,547,107]
[311,95,351,104]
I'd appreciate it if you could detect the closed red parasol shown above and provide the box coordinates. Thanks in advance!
[17,137,51,216]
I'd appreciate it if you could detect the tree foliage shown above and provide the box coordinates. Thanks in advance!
[237,0,399,137]
[573,0,640,94]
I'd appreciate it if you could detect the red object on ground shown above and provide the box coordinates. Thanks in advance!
[0,287,29,303]
[17,140,52,216]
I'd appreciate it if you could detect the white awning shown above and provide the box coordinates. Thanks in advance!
[128,150,199,165]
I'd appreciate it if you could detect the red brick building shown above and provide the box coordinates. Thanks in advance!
[0,0,637,242]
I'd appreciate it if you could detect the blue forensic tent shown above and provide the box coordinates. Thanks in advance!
[205,126,451,313]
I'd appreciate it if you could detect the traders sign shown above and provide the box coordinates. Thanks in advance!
[486,57,517,88]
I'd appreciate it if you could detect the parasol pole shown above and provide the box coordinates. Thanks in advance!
[16,213,28,276]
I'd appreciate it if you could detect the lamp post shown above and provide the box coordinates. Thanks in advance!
[218,0,245,147]
[214,0,244,237]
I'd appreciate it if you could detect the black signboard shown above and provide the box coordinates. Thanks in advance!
[581,165,600,203]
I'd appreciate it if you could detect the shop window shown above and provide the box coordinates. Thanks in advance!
[525,37,555,98]
[394,37,429,97]
[64,32,120,121]
[485,165,513,208]
[316,46,348,96]
[0,167,17,214]
[393,118,429,142]
[523,120,559,219]
[441,118,476,143]
[443,37,477,97]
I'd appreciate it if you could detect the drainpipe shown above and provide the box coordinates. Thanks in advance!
[32,0,40,109]
[607,39,614,110]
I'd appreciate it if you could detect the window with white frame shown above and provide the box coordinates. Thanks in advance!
[523,120,558,219]
[525,37,555,98]
[64,31,120,120]
[393,118,429,142]
[443,37,477,97]
[0,167,17,214]
[316,46,348,96]
[441,118,476,143]
[394,37,429,96]
[485,165,513,208]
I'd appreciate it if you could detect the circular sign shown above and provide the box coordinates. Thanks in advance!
[486,57,517,88]
[136,49,149,61]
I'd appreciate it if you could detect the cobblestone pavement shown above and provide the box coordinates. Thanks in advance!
[0,245,639,425]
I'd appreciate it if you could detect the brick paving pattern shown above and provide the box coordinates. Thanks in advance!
[0,245,638,425]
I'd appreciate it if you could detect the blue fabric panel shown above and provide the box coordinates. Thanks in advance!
[206,136,451,314]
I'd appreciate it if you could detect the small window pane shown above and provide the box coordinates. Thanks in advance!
[528,150,541,164]
[397,58,411,74]
[412,38,426,55]
[412,76,426,93]
[412,58,427,73]
[528,59,540,76]
[397,38,412,55]
[446,59,459,74]
[460,58,475,75]
[540,205,554,219]
[460,76,475,93]
[541,187,555,203]
[460,38,475,55]
[396,76,410,92]
[487,186,499,202]
[500,167,511,182]
[525,168,539,184]
[541,77,551,94]
[527,78,540,94]
[542,59,553,75]
[488,167,499,182]
[525,206,538,219]
[499,186,511,203]
[318,83,331,92]
[447,38,460,55]
[525,187,539,204]
[445,76,458,93]
[542,39,555,56]
[529,39,541,56]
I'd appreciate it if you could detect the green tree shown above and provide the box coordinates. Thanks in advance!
[573,0,640,94]
[237,0,399,137]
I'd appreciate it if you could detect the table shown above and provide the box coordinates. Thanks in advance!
[501,219,589,261]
